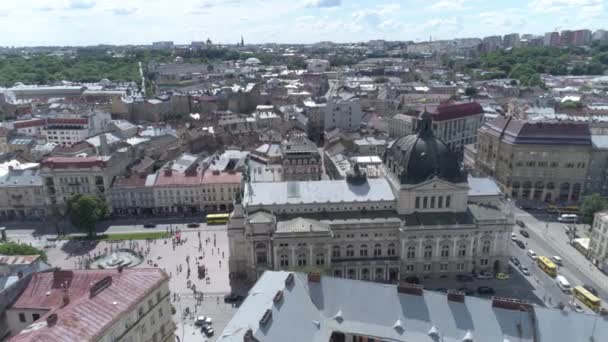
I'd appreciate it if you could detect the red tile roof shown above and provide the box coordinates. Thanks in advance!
[154,169,204,187]
[10,269,168,342]
[41,157,109,169]
[202,171,242,184]
[14,119,45,129]
[0,255,40,265]
[431,102,484,122]
[47,118,88,125]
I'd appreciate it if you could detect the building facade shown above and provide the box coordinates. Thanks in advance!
[325,91,363,132]
[228,112,511,283]
[473,116,591,203]
[0,168,46,220]
[108,173,157,215]
[281,134,322,181]
[590,210,608,272]
[429,102,484,154]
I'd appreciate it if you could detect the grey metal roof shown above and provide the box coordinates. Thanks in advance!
[467,176,502,197]
[276,217,330,234]
[243,178,396,207]
[219,271,608,342]
[0,169,42,187]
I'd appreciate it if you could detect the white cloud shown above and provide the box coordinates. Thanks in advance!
[67,0,96,10]
[529,0,602,13]
[111,7,138,16]
[304,0,342,8]
[429,0,470,11]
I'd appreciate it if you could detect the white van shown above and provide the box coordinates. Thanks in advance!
[558,214,578,223]
[556,275,572,293]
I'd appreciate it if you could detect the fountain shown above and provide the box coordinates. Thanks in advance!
[88,249,143,269]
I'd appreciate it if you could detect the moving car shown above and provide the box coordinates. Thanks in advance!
[518,264,530,276]
[143,223,156,228]
[516,220,526,228]
[556,275,572,294]
[511,233,517,241]
[476,271,493,279]
[456,274,473,282]
[458,287,475,296]
[510,256,520,266]
[202,325,214,337]
[551,256,563,265]
[520,229,529,238]
[514,239,525,249]
[195,316,212,326]
[224,293,244,303]
[527,250,538,260]
[496,273,509,280]
[477,286,495,295]
[187,223,200,228]
[570,302,584,313]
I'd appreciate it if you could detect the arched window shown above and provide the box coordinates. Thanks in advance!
[316,253,325,266]
[373,244,382,256]
[482,240,491,254]
[458,244,467,257]
[387,243,396,256]
[424,245,433,259]
[546,182,555,190]
[512,181,521,189]
[407,246,416,259]
[332,245,341,258]
[441,245,450,258]
[360,244,368,257]
[346,245,355,257]
[297,253,307,267]
[280,254,289,267]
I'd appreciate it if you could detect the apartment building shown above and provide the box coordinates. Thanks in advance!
[108,173,157,215]
[428,102,484,154]
[325,91,362,132]
[7,269,175,342]
[201,170,242,213]
[590,210,608,272]
[281,134,322,181]
[385,113,415,138]
[153,166,204,214]
[0,168,46,219]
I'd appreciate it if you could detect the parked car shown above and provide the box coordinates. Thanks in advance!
[202,325,215,337]
[496,273,509,280]
[518,265,530,276]
[510,256,520,266]
[195,316,212,326]
[511,233,517,241]
[527,250,538,260]
[477,286,495,295]
[570,302,584,313]
[405,276,420,284]
[143,223,156,228]
[476,271,493,279]
[224,293,244,303]
[458,287,475,296]
[514,239,525,249]
[516,220,526,228]
[551,256,563,265]
[520,229,529,238]
[583,284,599,297]
[456,274,473,282]
[187,223,200,228]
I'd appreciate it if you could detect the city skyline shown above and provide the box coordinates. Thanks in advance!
[0,0,607,46]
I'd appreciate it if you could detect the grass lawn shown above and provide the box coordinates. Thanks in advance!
[62,232,169,241]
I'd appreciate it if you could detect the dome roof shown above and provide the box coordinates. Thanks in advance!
[245,57,261,65]
[384,111,466,185]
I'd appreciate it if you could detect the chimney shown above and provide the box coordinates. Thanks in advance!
[243,329,260,342]
[284,273,295,287]
[491,297,532,311]
[164,169,172,176]
[46,313,58,326]
[273,290,284,304]
[259,309,272,327]
[397,283,423,296]
[447,290,465,303]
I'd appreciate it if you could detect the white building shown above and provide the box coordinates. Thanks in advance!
[428,102,484,153]
[589,210,608,272]
[306,59,330,73]
[325,91,363,132]
[228,112,511,282]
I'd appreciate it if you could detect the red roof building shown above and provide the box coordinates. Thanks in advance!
[40,156,109,169]
[8,269,174,342]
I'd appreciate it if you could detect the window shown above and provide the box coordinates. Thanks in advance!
[482,240,491,254]
[407,246,416,259]
[373,244,382,256]
[424,245,433,259]
[438,196,443,208]
[158,307,163,318]
[332,245,340,258]
[430,196,435,208]
[480,258,489,266]
[346,245,355,257]
[316,253,325,266]
[440,263,448,271]
[441,245,450,258]
[458,244,467,257]
[423,197,428,209]
[456,263,465,270]
[360,245,368,257]
[415,197,420,209]
[256,243,267,265]
[297,254,307,267]
[423,264,432,272]
[387,243,396,256]
[446,195,451,208]
[405,264,414,271]
[19,313,26,322]
[280,254,289,267]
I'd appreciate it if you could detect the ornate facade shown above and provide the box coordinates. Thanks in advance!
[228,112,511,283]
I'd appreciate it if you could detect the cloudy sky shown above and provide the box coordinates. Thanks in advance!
[1,0,607,46]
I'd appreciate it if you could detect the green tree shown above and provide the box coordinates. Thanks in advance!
[66,194,108,237]
[0,241,47,261]
[580,194,608,224]
[464,87,477,97]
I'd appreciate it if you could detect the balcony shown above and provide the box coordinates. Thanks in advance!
[331,256,399,263]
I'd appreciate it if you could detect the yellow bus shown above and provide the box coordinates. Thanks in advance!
[546,205,580,214]
[573,286,601,312]
[206,213,230,225]
[537,256,557,277]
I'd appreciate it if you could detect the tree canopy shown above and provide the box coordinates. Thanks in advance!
[580,194,608,224]
[66,194,108,237]
[0,241,47,261]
